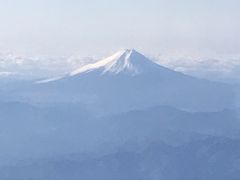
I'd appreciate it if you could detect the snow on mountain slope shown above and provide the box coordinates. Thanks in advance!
[70,49,163,76]
[36,49,171,83]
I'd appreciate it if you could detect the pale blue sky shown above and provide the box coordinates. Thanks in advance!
[0,0,239,56]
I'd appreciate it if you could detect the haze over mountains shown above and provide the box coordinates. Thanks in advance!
[0,49,240,180]
[1,50,240,83]
[2,49,234,113]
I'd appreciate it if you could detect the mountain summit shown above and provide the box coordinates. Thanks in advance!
[70,49,159,76]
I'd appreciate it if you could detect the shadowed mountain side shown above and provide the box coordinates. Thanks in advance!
[98,106,240,142]
[1,137,240,180]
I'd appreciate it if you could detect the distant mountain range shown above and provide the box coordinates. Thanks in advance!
[1,137,240,180]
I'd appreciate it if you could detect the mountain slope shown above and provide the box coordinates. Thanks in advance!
[9,49,235,114]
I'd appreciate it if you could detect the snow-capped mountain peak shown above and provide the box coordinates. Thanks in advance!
[70,49,156,76]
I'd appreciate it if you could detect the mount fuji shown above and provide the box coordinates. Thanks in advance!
[10,49,234,114]
[69,49,166,76]
[0,50,239,176]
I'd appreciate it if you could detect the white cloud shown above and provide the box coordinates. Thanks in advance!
[0,53,94,80]
[155,52,240,82]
